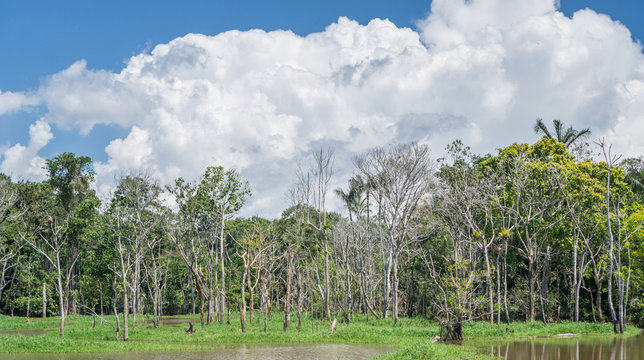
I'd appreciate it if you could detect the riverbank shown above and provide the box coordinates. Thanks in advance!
[0,314,638,359]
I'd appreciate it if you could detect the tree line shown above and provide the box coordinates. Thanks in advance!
[0,120,643,339]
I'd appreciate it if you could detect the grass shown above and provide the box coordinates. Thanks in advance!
[0,313,638,359]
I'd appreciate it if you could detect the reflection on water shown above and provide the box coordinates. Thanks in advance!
[476,332,644,360]
[0,344,393,360]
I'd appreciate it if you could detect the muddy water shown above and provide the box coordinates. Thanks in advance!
[475,331,644,359]
[0,344,393,360]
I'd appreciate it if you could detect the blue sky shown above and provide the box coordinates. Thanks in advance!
[1,0,430,161]
[1,1,641,91]
[1,0,642,161]
[1,0,643,216]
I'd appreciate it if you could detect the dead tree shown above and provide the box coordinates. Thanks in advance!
[355,143,433,323]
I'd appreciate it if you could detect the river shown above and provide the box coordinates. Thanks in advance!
[0,344,392,360]
[474,331,644,359]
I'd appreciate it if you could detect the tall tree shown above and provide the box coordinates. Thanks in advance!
[533,118,591,148]
[198,166,251,324]
[111,173,162,329]
[0,175,19,309]
[296,148,335,320]
[19,153,96,336]
[355,143,433,323]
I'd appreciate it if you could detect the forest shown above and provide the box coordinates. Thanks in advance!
[0,120,643,343]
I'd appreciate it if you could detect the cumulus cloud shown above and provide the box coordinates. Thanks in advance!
[0,90,39,115]
[4,0,644,216]
[0,120,53,180]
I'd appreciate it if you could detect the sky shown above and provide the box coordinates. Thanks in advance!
[1,0,643,217]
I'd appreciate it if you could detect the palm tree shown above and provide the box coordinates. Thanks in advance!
[533,118,591,148]
[334,176,366,222]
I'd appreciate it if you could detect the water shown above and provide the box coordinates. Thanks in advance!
[0,344,392,360]
[474,331,644,359]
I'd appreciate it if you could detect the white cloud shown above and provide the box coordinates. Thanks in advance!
[0,90,39,115]
[4,0,644,216]
[0,120,53,181]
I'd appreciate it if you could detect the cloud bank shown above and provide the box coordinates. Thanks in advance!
[1,0,643,217]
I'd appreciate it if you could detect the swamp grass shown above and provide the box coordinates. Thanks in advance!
[0,313,638,359]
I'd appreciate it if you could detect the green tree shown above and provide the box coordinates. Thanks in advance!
[533,118,591,148]
[19,153,97,337]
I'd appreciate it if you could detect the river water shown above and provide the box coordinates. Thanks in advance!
[474,331,644,360]
[0,344,393,360]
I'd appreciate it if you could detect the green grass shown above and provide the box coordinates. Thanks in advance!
[463,320,641,339]
[0,313,638,359]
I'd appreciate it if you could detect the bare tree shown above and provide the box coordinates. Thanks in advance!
[598,139,644,333]
[236,220,273,333]
[111,173,162,329]
[354,143,433,323]
[107,203,131,341]
[296,148,335,320]
[198,166,251,324]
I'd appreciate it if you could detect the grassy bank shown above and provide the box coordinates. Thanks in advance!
[0,313,638,359]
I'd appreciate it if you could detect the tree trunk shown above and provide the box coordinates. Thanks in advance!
[113,301,120,341]
[392,252,399,324]
[42,282,47,318]
[496,249,502,325]
[56,255,65,337]
[132,247,140,329]
[539,246,551,325]
[324,236,331,321]
[504,242,510,324]
[572,236,579,322]
[199,290,205,328]
[382,247,392,319]
[240,260,247,333]
[207,251,214,324]
[262,278,268,333]
[189,268,196,314]
[345,247,352,324]
[296,270,304,330]
[283,250,293,332]
[219,216,226,323]
[528,255,535,322]
[484,246,494,324]
[248,265,254,324]
[123,291,129,342]
[595,271,603,322]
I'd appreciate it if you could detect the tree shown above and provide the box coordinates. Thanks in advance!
[439,140,510,324]
[19,153,96,337]
[354,143,434,323]
[0,175,19,310]
[19,181,74,337]
[45,153,96,315]
[598,139,644,333]
[296,148,335,321]
[480,139,571,322]
[197,166,250,324]
[622,157,644,202]
[111,173,162,330]
[533,118,591,148]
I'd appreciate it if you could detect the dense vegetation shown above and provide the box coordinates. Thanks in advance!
[0,122,643,353]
